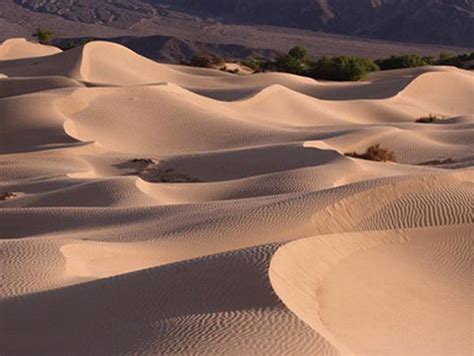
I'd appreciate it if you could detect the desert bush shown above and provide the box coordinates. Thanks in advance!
[308,56,379,81]
[60,38,94,50]
[418,158,456,166]
[288,46,308,61]
[435,52,474,69]
[240,57,263,71]
[416,114,443,123]
[268,46,309,75]
[33,28,54,45]
[189,53,224,68]
[0,192,16,200]
[345,144,396,162]
[375,54,429,70]
[119,159,200,183]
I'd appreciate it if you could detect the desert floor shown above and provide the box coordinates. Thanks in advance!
[0,38,473,355]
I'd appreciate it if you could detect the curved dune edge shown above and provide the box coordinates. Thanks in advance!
[2,244,339,355]
[1,39,474,355]
[0,38,62,60]
[269,225,472,355]
[3,169,469,299]
[0,41,472,104]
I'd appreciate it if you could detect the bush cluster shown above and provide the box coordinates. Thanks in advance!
[259,47,379,81]
[308,56,379,81]
[415,114,443,124]
[189,53,225,68]
[34,27,474,78]
[435,52,474,69]
[375,54,430,70]
[345,144,396,162]
[33,28,54,45]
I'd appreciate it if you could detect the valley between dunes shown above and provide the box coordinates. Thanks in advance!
[0,38,473,355]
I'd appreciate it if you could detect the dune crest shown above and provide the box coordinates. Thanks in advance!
[1,40,473,355]
[0,38,61,60]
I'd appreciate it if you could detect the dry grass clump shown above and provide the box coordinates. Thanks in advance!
[117,159,200,183]
[0,192,17,200]
[416,114,443,123]
[141,167,201,183]
[419,158,457,166]
[345,144,396,162]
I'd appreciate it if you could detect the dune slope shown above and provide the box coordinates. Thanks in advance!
[1,39,473,355]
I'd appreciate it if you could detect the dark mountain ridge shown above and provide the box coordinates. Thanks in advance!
[1,0,472,62]
[157,0,474,47]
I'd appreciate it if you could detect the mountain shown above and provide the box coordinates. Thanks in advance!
[159,0,474,47]
[1,0,472,62]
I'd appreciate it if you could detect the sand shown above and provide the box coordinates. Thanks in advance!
[0,39,473,355]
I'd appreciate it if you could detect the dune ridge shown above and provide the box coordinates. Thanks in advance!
[1,39,473,355]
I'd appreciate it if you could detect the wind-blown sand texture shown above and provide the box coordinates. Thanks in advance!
[0,39,473,355]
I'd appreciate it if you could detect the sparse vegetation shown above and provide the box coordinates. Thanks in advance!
[374,52,474,70]
[435,52,474,69]
[416,114,444,123]
[240,57,263,72]
[0,192,17,201]
[33,28,54,45]
[181,44,474,81]
[116,159,200,183]
[261,47,379,81]
[263,46,310,75]
[143,167,201,183]
[308,56,379,81]
[189,53,225,68]
[345,144,396,162]
[418,158,457,166]
[375,54,430,70]
[59,38,94,50]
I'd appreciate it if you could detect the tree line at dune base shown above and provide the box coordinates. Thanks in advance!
[226,47,473,81]
[32,28,474,82]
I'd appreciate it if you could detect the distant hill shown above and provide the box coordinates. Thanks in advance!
[1,0,472,63]
[159,0,474,47]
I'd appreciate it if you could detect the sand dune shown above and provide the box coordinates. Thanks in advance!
[0,38,61,60]
[270,225,472,355]
[1,39,473,355]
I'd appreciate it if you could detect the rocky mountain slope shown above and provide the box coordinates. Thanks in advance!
[1,0,472,62]
[160,0,474,47]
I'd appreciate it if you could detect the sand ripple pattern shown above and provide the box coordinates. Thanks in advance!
[0,40,473,355]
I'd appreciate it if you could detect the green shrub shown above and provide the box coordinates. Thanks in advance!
[33,28,54,45]
[375,54,428,70]
[435,52,474,69]
[240,57,263,71]
[189,53,224,68]
[308,56,379,81]
[288,46,308,61]
[60,38,94,50]
[267,46,310,75]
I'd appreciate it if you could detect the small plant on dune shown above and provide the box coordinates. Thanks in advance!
[416,114,443,123]
[418,158,457,166]
[345,144,396,162]
[240,57,263,72]
[189,53,225,68]
[0,192,17,201]
[374,54,429,70]
[116,159,200,183]
[308,56,379,81]
[60,38,94,50]
[33,28,54,45]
